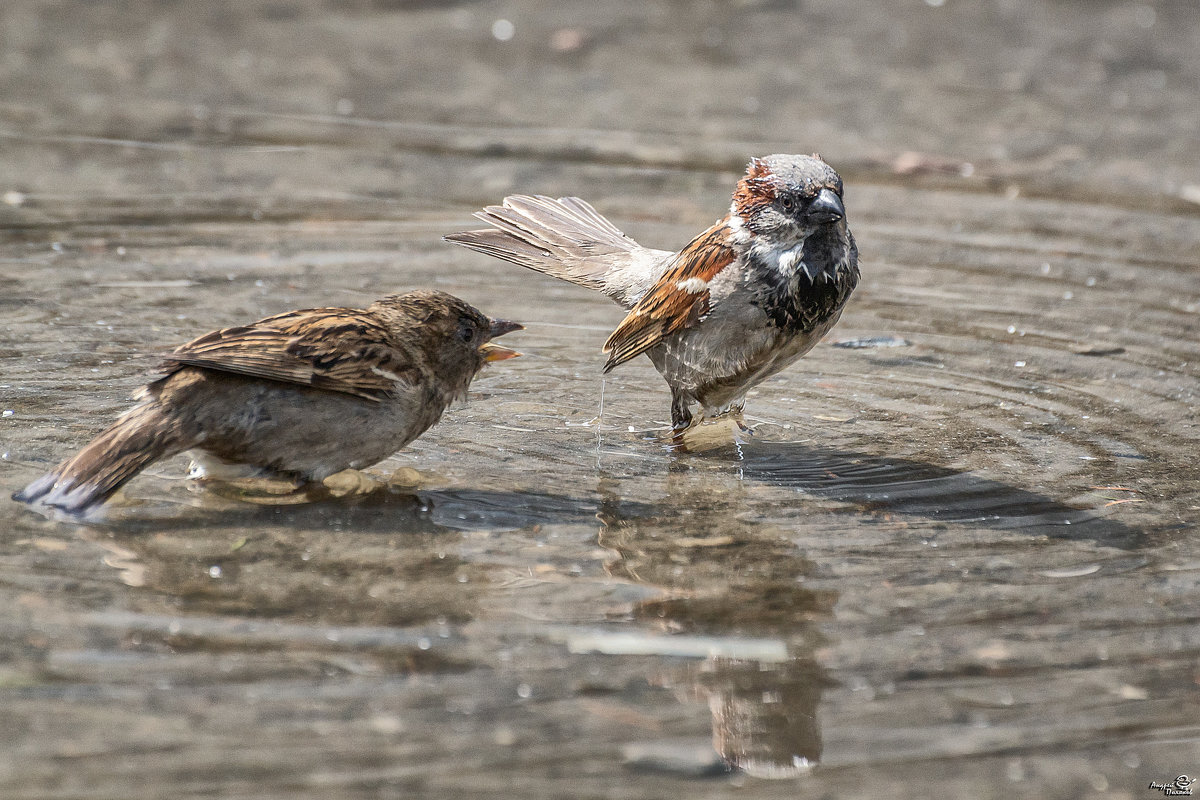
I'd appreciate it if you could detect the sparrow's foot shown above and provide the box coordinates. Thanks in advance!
[654,424,692,449]
[670,390,694,433]
[386,466,431,489]
[708,404,754,435]
[667,414,749,453]
[730,412,753,434]
[321,469,382,498]
[188,466,317,505]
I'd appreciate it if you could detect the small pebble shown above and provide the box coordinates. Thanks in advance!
[1071,343,1125,356]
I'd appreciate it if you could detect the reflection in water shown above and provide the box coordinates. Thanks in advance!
[78,435,1144,775]
[594,441,1140,774]
[699,657,832,778]
[90,483,605,627]
[598,473,835,776]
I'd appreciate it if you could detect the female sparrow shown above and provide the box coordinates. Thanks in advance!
[446,154,858,432]
[14,290,521,515]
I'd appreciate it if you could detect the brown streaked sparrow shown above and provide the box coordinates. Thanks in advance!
[446,154,858,431]
[13,290,522,515]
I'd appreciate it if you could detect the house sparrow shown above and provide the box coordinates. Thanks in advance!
[446,154,858,431]
[13,290,522,515]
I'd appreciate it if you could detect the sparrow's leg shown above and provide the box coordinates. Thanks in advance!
[670,389,694,432]
[727,401,752,433]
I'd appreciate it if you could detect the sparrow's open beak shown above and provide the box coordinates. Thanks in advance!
[480,342,521,362]
[805,188,845,225]
[481,318,523,362]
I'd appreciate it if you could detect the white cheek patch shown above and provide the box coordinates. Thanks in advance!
[752,239,806,276]
[726,209,751,245]
[675,277,709,294]
[777,245,803,273]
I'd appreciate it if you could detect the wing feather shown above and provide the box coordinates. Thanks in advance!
[161,308,417,402]
[602,219,737,371]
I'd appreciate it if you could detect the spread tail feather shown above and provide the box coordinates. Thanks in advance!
[13,402,190,515]
[445,195,670,307]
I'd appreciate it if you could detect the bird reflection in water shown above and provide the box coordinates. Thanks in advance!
[597,474,837,776]
[699,656,832,777]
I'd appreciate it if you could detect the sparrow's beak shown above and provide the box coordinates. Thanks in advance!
[481,318,523,362]
[480,342,521,362]
[805,188,845,225]
[488,318,524,339]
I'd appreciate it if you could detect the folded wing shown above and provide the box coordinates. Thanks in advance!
[602,219,737,371]
[161,308,418,402]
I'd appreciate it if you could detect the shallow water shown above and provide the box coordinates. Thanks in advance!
[3,2,1200,798]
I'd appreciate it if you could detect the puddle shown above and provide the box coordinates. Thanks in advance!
[4,177,1196,795]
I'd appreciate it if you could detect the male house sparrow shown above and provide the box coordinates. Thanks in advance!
[446,154,858,431]
[13,290,521,515]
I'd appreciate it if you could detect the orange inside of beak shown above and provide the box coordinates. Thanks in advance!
[480,342,521,362]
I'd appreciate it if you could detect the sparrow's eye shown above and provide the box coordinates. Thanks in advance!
[779,195,795,213]
[457,319,477,343]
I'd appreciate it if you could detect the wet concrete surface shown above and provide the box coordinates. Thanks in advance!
[2,1,1199,798]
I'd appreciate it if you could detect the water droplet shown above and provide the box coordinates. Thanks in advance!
[516,682,532,698]
[417,637,432,650]
[491,19,515,41]
[207,565,222,579]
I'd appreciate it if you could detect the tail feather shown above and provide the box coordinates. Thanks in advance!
[497,195,631,245]
[446,195,670,306]
[554,196,631,239]
[13,402,190,515]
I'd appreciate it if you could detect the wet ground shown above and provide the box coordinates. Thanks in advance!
[2,1,1199,798]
